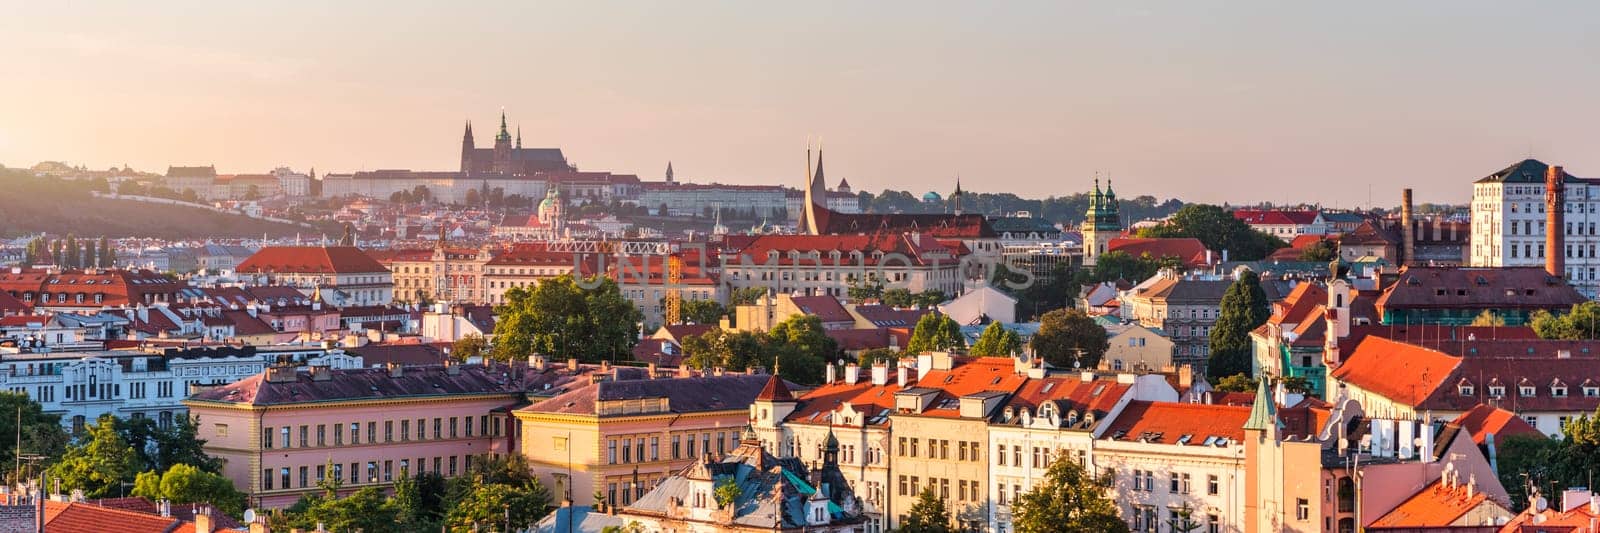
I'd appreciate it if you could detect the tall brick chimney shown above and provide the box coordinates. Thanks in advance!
[1401,188,1416,267]
[1547,165,1567,277]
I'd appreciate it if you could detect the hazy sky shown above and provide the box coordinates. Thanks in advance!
[3,2,1598,206]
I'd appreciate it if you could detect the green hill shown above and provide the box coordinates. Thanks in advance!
[0,169,326,239]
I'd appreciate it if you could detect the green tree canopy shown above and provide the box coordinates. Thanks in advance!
[1137,204,1287,261]
[130,463,247,517]
[1297,239,1337,262]
[1012,456,1129,533]
[680,315,838,385]
[492,274,642,363]
[1212,373,1258,393]
[451,333,489,361]
[48,415,139,498]
[970,322,1023,356]
[1207,270,1270,380]
[899,486,954,533]
[1531,302,1600,340]
[907,312,965,353]
[728,287,768,306]
[678,299,727,325]
[881,288,915,308]
[116,415,221,474]
[1030,309,1109,369]
[0,392,68,480]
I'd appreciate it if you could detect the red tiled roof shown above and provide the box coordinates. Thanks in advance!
[1102,401,1251,445]
[0,290,31,316]
[1331,336,1462,407]
[825,328,902,352]
[996,375,1131,422]
[787,378,903,426]
[1107,237,1212,268]
[1447,403,1542,445]
[909,357,1027,418]
[236,246,388,274]
[790,296,853,324]
[188,364,520,406]
[1367,479,1493,529]
[41,500,190,533]
[1375,266,1585,313]
[724,233,962,267]
[756,373,796,402]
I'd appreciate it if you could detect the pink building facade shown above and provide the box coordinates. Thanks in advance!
[185,362,523,508]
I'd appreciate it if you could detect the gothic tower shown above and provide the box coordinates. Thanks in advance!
[492,111,513,173]
[1081,178,1123,266]
[459,120,475,173]
[801,146,828,235]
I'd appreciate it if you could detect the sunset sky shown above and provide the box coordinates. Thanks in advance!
[2,1,1597,206]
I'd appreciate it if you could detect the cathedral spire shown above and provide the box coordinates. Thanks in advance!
[666,161,675,183]
[516,126,522,149]
[495,110,511,143]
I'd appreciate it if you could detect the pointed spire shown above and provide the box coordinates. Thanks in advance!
[516,126,522,149]
[666,161,675,183]
[495,109,511,143]
[1243,376,1279,432]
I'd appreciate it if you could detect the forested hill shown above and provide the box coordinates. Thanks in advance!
[0,168,316,239]
[858,189,1185,225]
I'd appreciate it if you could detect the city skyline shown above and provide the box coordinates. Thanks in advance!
[3,2,1599,207]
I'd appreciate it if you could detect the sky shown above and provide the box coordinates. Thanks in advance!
[2,1,1598,207]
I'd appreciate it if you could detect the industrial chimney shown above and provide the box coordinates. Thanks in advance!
[1547,165,1567,277]
[1401,188,1416,267]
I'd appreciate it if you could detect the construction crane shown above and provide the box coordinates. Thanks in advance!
[665,254,684,325]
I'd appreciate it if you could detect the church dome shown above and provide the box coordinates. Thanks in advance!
[922,191,942,202]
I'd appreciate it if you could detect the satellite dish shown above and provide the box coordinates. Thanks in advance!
[1535,496,1548,513]
[243,509,257,523]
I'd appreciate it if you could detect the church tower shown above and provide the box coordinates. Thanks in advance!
[800,145,828,235]
[459,121,475,173]
[1081,178,1122,266]
[492,111,513,173]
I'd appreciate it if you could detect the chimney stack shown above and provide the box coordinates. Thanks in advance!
[1401,188,1416,267]
[1548,165,1567,278]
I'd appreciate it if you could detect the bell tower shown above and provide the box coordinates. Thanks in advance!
[1081,177,1122,266]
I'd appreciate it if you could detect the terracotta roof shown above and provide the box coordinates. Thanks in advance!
[1330,336,1462,407]
[825,328,904,352]
[165,165,215,178]
[188,363,520,406]
[723,233,962,267]
[345,343,448,366]
[906,357,1027,418]
[1367,479,1494,529]
[1232,209,1321,226]
[0,290,30,316]
[631,338,685,367]
[41,500,191,533]
[1107,237,1212,267]
[993,375,1131,426]
[1375,266,1585,312]
[236,246,388,274]
[1446,403,1542,445]
[786,377,903,427]
[789,296,853,323]
[756,373,796,402]
[811,207,996,238]
[1101,401,1251,445]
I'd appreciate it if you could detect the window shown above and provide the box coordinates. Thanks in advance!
[1208,474,1219,495]
[401,419,410,441]
[608,440,617,464]
[299,466,308,488]
[350,463,359,484]
[280,468,290,490]
[263,427,274,449]
[385,421,394,442]
[349,423,360,444]
[672,435,682,459]
[263,469,272,490]
[280,427,291,449]
[316,424,325,446]
[1170,472,1180,493]
[995,442,1005,466]
[1297,498,1310,521]
[650,437,660,461]
[1521,386,1536,397]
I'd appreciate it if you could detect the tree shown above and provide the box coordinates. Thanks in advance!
[445,479,551,533]
[307,486,397,533]
[130,463,247,517]
[492,275,642,363]
[464,188,481,206]
[678,299,727,325]
[1496,433,1560,506]
[0,392,68,481]
[907,312,965,353]
[970,322,1022,356]
[391,471,450,532]
[767,315,838,384]
[48,415,139,498]
[98,236,115,268]
[728,287,768,306]
[243,185,262,201]
[881,288,916,308]
[63,234,78,269]
[1138,204,1286,261]
[1471,309,1508,327]
[1297,239,1336,262]
[913,290,948,309]
[714,477,742,508]
[84,239,97,270]
[1213,374,1258,393]
[899,486,954,533]
[451,333,489,361]
[1208,270,1270,380]
[856,347,898,368]
[1531,302,1600,340]
[1030,309,1109,369]
[847,276,885,302]
[1011,456,1128,533]
[117,414,220,474]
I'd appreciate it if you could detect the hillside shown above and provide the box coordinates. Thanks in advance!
[0,169,323,239]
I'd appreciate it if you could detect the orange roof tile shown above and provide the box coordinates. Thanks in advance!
[1102,401,1251,445]
[1447,403,1542,445]
[1330,336,1462,407]
[1367,479,1493,529]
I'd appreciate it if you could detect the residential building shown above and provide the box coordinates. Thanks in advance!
[1232,209,1328,238]
[273,166,312,197]
[163,165,216,198]
[1252,283,1332,397]
[185,361,522,508]
[720,234,966,300]
[514,370,774,510]
[235,246,394,306]
[1099,320,1177,374]
[0,269,184,311]
[1470,159,1600,296]
[481,243,594,305]
[1120,271,1246,372]
[1372,266,1584,326]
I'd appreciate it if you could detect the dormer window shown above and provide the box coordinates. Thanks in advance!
[1520,386,1536,397]
[1458,385,1474,396]
[1585,386,1600,398]
[1488,386,1505,398]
